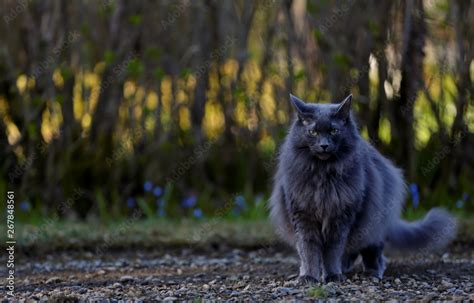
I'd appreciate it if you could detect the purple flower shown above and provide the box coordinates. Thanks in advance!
[126,198,136,208]
[193,208,203,218]
[409,183,419,209]
[144,181,153,192]
[153,186,163,197]
[181,196,197,208]
[20,201,31,212]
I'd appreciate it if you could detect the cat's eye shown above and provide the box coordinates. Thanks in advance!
[308,129,319,137]
[330,128,339,136]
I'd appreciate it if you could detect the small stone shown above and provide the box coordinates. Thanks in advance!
[112,282,122,288]
[163,297,178,301]
[45,277,61,284]
[394,278,401,285]
[78,288,87,294]
[119,275,134,282]
[202,284,210,290]
[322,284,338,296]
[284,280,299,287]
[441,280,454,288]
[275,287,291,295]
[230,291,241,297]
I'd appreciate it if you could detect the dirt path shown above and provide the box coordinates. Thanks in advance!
[1,243,473,301]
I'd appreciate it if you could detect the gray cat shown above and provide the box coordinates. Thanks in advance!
[269,94,457,283]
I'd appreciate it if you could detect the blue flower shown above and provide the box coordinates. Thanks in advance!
[235,195,246,208]
[409,183,420,209]
[456,200,464,209]
[181,195,197,208]
[144,181,153,192]
[153,186,163,197]
[126,198,136,208]
[193,208,203,218]
[20,201,31,212]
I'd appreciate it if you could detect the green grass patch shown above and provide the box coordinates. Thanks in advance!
[0,218,278,253]
[307,286,328,299]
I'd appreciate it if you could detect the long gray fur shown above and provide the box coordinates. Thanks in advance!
[269,94,458,282]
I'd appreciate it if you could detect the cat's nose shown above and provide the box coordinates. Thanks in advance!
[320,144,329,150]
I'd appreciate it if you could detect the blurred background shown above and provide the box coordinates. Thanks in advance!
[0,0,472,224]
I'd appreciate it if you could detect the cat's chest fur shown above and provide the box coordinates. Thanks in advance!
[284,154,363,222]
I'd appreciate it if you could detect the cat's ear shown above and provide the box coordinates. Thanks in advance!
[289,94,312,123]
[335,94,352,121]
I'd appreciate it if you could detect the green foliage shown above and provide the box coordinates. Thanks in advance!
[128,14,142,26]
[180,68,191,79]
[146,47,162,61]
[332,52,351,69]
[27,123,38,140]
[246,195,268,220]
[96,190,110,222]
[294,70,306,82]
[104,50,116,65]
[137,198,154,219]
[313,29,324,43]
[307,286,328,299]
[367,19,380,34]
[127,58,144,78]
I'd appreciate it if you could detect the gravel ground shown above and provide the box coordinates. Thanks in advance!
[1,243,473,301]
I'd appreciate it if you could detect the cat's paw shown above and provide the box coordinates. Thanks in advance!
[298,275,320,285]
[365,269,383,280]
[325,273,346,283]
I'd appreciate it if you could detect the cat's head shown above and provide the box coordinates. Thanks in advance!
[288,94,359,161]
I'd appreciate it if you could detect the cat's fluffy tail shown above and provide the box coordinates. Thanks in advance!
[386,208,458,252]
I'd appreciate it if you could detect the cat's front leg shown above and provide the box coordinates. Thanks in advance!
[295,232,322,283]
[322,223,351,282]
[291,211,323,282]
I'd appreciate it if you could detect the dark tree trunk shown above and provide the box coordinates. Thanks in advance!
[392,0,426,180]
